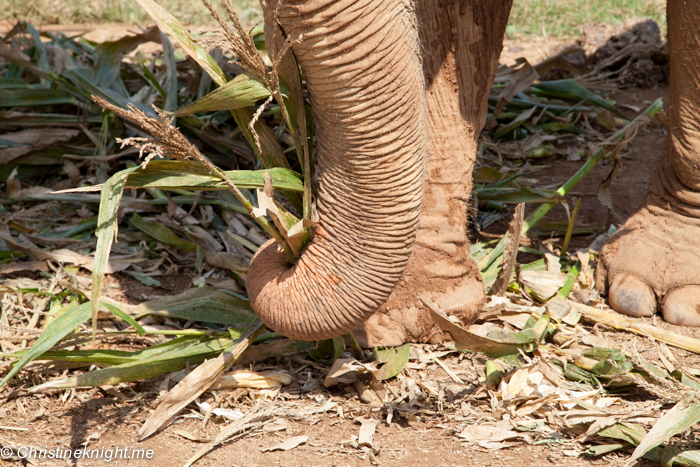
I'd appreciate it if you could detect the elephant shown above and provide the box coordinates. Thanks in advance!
[246,0,700,347]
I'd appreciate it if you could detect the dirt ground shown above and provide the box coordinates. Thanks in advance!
[0,23,683,467]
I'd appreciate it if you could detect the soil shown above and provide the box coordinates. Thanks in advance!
[0,25,679,467]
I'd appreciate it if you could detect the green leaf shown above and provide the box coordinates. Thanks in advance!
[125,287,257,326]
[598,422,647,446]
[23,22,50,80]
[91,166,139,333]
[473,167,504,184]
[30,336,237,389]
[531,79,626,118]
[8,349,139,366]
[159,31,178,113]
[371,344,410,380]
[0,301,92,388]
[493,106,536,139]
[485,360,504,388]
[123,270,162,287]
[102,302,147,336]
[138,319,264,440]
[123,161,304,193]
[0,78,30,90]
[12,335,217,366]
[629,395,700,464]
[0,88,74,107]
[175,73,272,116]
[127,213,196,252]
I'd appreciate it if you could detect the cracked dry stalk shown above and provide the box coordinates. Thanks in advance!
[91,96,293,259]
[184,403,297,467]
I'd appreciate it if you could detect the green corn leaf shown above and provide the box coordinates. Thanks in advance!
[309,336,345,362]
[8,335,219,366]
[102,302,147,336]
[0,112,103,125]
[586,444,630,456]
[0,301,92,388]
[485,360,504,388]
[473,167,505,184]
[175,73,273,116]
[7,349,139,366]
[123,161,304,193]
[487,95,594,114]
[91,166,139,335]
[61,68,137,112]
[29,336,237,389]
[160,31,178,113]
[127,212,197,252]
[138,319,264,440]
[493,106,536,139]
[0,88,74,107]
[598,422,647,445]
[124,287,256,326]
[0,78,30,90]
[23,22,50,83]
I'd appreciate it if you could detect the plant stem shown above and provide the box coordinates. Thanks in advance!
[552,262,580,302]
[561,197,581,255]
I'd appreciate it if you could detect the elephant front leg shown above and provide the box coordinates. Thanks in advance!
[353,1,514,347]
[596,0,700,325]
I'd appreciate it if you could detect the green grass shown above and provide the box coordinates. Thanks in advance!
[0,0,665,38]
[0,0,262,27]
[508,0,666,37]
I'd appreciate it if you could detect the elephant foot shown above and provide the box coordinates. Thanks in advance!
[596,203,700,325]
[352,251,485,348]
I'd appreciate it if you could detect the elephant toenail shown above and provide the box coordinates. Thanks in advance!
[662,286,700,326]
[609,274,656,317]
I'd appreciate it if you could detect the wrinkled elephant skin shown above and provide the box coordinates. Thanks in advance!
[246,0,700,345]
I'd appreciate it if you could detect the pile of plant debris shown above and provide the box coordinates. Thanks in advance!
[0,3,696,466]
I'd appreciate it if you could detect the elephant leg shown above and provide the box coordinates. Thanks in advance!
[353,0,513,347]
[596,0,700,325]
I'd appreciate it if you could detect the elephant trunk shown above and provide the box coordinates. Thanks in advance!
[247,0,426,341]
